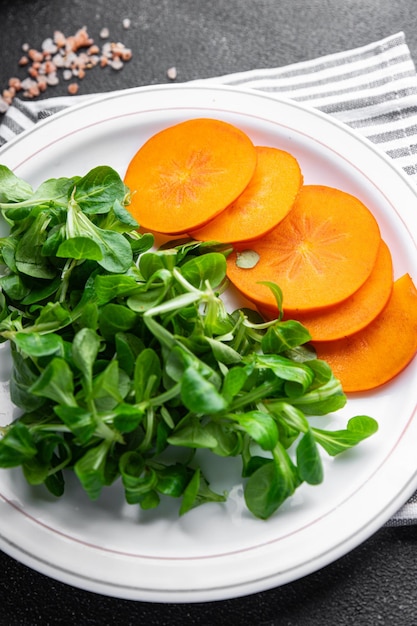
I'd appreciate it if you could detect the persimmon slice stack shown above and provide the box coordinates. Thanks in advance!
[226,185,381,313]
[124,118,257,235]
[191,146,303,243]
[314,274,417,392]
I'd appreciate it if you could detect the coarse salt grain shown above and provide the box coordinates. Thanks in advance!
[46,73,59,86]
[110,58,124,71]
[67,83,79,95]
[8,77,21,90]
[42,38,58,54]
[1,25,133,111]
[167,66,177,80]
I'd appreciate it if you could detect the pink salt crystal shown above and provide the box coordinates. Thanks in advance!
[43,60,57,74]
[2,89,13,104]
[110,57,123,70]
[67,83,79,95]
[42,38,58,55]
[8,77,22,90]
[54,31,66,48]
[37,77,48,91]
[52,53,65,68]
[46,73,59,86]
[28,49,43,63]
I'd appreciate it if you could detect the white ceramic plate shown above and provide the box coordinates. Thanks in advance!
[0,84,417,603]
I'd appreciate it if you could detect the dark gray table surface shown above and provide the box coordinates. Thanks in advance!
[1,1,417,624]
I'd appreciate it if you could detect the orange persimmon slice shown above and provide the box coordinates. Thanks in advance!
[260,240,394,341]
[314,273,417,392]
[191,146,303,243]
[124,118,257,234]
[226,185,381,313]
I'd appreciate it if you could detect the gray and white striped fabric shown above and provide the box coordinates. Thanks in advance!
[198,31,417,183]
[1,31,417,524]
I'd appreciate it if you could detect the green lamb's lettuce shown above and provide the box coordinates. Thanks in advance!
[0,164,378,519]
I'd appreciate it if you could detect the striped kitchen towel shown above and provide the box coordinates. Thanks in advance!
[2,31,417,182]
[1,31,417,524]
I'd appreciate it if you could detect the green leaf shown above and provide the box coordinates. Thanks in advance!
[22,433,68,486]
[259,280,283,314]
[113,403,145,433]
[119,451,158,504]
[313,415,378,456]
[34,301,73,331]
[97,198,139,231]
[92,360,125,407]
[15,214,57,279]
[204,336,242,365]
[9,351,46,411]
[115,332,145,377]
[66,196,133,272]
[94,274,141,305]
[180,252,227,289]
[180,367,227,414]
[244,460,290,520]
[204,421,242,456]
[290,376,347,415]
[72,328,101,386]
[94,228,133,272]
[0,165,33,203]
[57,236,103,261]
[29,357,76,406]
[73,166,126,215]
[255,353,314,394]
[139,251,171,279]
[0,422,37,467]
[222,367,248,402]
[233,410,279,451]
[167,418,218,449]
[44,471,65,497]
[20,277,62,305]
[245,444,301,519]
[261,319,311,354]
[98,303,137,340]
[179,469,226,515]
[134,348,162,403]
[0,274,30,301]
[54,405,96,444]
[296,429,323,484]
[10,176,76,210]
[156,464,191,497]
[74,441,110,500]
[13,332,64,358]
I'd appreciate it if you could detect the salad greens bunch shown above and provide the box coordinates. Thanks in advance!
[0,164,378,519]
